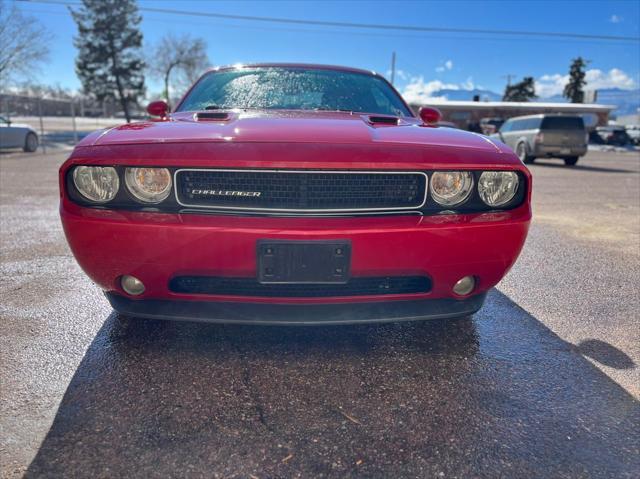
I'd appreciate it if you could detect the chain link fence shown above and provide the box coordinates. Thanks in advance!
[0,94,130,153]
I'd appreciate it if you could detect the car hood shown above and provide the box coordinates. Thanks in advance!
[82,110,502,153]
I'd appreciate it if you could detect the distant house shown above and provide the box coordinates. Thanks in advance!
[409,100,616,130]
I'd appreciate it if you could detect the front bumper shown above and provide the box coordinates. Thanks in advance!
[61,198,530,323]
[533,145,587,157]
[106,291,487,325]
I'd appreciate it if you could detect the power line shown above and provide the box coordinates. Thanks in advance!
[19,5,635,52]
[16,6,635,47]
[19,0,640,42]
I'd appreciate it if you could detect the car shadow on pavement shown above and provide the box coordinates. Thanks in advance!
[531,161,637,174]
[575,339,635,370]
[25,289,639,478]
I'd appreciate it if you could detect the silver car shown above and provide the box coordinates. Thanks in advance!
[0,116,39,152]
[626,125,640,145]
[493,114,587,166]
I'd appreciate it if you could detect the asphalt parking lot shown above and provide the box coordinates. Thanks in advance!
[1,148,639,478]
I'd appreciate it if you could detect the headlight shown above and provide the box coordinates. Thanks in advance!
[125,168,172,203]
[478,171,519,207]
[430,171,474,206]
[72,166,119,203]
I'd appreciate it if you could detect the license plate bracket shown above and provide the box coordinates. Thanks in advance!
[258,240,351,284]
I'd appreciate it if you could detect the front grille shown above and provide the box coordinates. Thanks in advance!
[169,276,431,297]
[175,169,427,212]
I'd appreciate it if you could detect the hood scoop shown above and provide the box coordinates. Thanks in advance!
[195,111,230,121]
[367,115,400,126]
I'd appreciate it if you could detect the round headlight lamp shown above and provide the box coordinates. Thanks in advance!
[430,171,474,206]
[125,167,172,203]
[478,171,519,207]
[72,166,119,203]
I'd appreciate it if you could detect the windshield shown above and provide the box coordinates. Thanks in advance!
[540,116,585,130]
[177,67,413,117]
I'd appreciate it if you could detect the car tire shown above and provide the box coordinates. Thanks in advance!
[516,142,533,164]
[564,156,579,166]
[24,132,38,152]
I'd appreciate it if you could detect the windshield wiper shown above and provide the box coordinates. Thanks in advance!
[314,107,354,113]
[203,106,357,113]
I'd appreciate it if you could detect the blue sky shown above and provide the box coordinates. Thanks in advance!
[13,0,640,99]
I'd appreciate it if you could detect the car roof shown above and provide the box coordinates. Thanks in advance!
[205,63,383,78]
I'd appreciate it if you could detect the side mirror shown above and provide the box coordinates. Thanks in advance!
[418,106,442,126]
[147,100,169,118]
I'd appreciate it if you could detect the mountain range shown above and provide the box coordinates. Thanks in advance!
[429,88,640,116]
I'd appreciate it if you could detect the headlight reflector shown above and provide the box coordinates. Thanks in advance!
[430,171,474,206]
[478,171,519,207]
[125,167,172,203]
[72,166,119,203]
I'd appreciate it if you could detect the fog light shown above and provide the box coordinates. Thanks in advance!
[121,275,145,295]
[453,276,475,296]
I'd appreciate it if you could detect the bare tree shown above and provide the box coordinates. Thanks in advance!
[0,1,51,86]
[148,33,210,104]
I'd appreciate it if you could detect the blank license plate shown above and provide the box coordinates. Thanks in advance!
[258,240,351,284]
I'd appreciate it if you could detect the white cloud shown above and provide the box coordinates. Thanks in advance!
[401,76,476,103]
[535,68,637,98]
[587,68,636,89]
[435,60,454,73]
[395,69,409,81]
[535,73,568,97]
[610,14,622,23]
[461,76,475,90]
[385,69,409,82]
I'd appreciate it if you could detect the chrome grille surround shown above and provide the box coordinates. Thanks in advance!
[174,169,428,213]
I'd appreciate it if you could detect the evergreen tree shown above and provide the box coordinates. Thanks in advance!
[502,77,537,102]
[564,57,589,103]
[71,0,145,122]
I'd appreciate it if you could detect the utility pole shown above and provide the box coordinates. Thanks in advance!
[390,51,396,85]
[70,99,78,145]
[37,99,46,155]
[502,74,516,87]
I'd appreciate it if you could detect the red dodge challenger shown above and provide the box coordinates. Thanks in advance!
[60,64,531,325]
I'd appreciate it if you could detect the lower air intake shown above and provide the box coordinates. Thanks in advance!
[169,275,432,298]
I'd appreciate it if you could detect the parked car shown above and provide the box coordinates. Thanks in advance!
[492,114,587,165]
[60,64,531,325]
[0,116,39,152]
[625,125,640,145]
[480,117,505,135]
[588,129,605,145]
[594,126,632,146]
